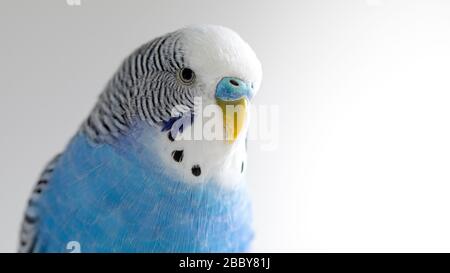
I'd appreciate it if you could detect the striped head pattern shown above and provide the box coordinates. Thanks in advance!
[82,25,262,143]
[82,25,262,184]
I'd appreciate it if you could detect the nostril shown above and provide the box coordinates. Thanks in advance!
[229,79,239,87]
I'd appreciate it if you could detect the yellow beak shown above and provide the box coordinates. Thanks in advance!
[217,98,248,143]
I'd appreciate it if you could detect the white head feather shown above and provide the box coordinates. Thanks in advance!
[181,25,262,103]
[144,25,262,186]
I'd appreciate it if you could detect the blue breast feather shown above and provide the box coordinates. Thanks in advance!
[34,127,253,252]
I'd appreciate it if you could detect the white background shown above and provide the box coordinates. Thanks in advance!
[2,0,450,252]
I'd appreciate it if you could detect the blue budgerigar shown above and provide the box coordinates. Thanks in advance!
[19,25,262,253]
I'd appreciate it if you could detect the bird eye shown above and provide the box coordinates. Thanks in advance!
[178,67,195,85]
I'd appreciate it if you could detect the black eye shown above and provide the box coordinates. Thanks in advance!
[178,67,195,85]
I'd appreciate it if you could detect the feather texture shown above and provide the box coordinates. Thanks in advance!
[19,25,262,253]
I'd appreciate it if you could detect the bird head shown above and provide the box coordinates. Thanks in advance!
[84,25,262,183]
[177,25,262,142]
